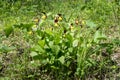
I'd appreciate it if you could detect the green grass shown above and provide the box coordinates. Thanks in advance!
[0,0,120,80]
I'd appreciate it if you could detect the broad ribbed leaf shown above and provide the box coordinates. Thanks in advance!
[58,56,65,64]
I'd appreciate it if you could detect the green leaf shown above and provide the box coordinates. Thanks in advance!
[86,20,97,28]
[97,33,107,40]
[0,46,15,52]
[14,23,33,31]
[22,23,33,31]
[58,56,65,64]
[66,34,73,42]
[39,20,45,26]
[38,40,45,48]
[4,26,14,37]
[48,41,54,47]
[68,47,73,53]
[0,77,10,80]
[34,45,45,53]
[51,45,60,55]
[94,31,107,43]
[73,39,79,47]
[46,12,52,16]
[30,51,38,57]
[54,35,61,45]
[45,29,53,36]
[51,66,59,70]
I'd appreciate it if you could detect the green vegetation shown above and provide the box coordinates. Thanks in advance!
[0,0,120,80]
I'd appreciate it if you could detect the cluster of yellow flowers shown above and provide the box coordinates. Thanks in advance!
[28,12,86,35]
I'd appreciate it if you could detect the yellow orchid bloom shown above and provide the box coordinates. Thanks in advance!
[28,31,33,35]
[41,15,47,20]
[58,16,62,21]
[54,23,59,27]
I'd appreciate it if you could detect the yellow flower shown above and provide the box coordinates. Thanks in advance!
[54,23,59,27]
[75,20,79,25]
[70,26,74,31]
[32,25,37,28]
[57,14,62,21]
[81,20,85,25]
[63,34,66,37]
[33,18,39,23]
[70,23,74,30]
[58,16,62,21]
[41,15,47,20]
[49,27,53,31]
[28,31,33,35]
